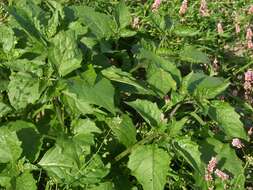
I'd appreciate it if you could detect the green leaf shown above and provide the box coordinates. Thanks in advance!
[181,72,229,99]
[126,99,165,127]
[0,25,16,53]
[64,76,116,114]
[115,1,131,29]
[102,66,152,95]
[0,127,22,163]
[208,101,247,140]
[7,120,42,162]
[173,138,204,172]
[89,182,114,190]
[0,102,12,117]
[49,30,82,77]
[139,49,181,85]
[7,5,46,46]
[4,59,45,77]
[39,138,110,186]
[71,5,116,39]
[179,46,210,64]
[16,172,37,190]
[128,145,170,190]
[8,72,41,110]
[195,76,229,99]
[173,26,199,37]
[147,66,177,97]
[106,115,137,147]
[168,117,188,137]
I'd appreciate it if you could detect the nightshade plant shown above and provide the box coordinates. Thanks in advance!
[0,0,253,190]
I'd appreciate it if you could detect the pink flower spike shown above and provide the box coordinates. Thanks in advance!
[248,40,253,49]
[244,69,253,82]
[179,0,188,16]
[199,0,209,17]
[248,5,253,14]
[246,28,253,40]
[151,0,161,12]
[205,170,213,181]
[215,169,229,181]
[207,157,217,173]
[232,138,244,149]
[217,22,224,34]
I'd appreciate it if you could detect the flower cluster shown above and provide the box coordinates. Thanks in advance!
[151,0,161,12]
[205,157,230,183]
[244,69,253,103]
[179,0,188,15]
[231,138,244,149]
[246,27,253,49]
[199,0,209,17]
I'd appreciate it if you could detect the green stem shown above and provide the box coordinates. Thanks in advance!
[114,132,158,163]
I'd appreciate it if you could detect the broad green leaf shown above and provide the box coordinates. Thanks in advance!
[0,102,12,117]
[115,1,131,29]
[0,25,16,53]
[128,145,170,190]
[106,115,136,147]
[139,49,181,85]
[194,75,229,99]
[208,101,247,140]
[179,46,210,64]
[173,137,204,173]
[65,77,116,114]
[45,0,64,38]
[7,5,46,46]
[38,139,83,184]
[70,5,116,39]
[7,120,42,162]
[126,99,165,127]
[0,127,22,163]
[181,72,229,99]
[8,72,41,110]
[49,30,82,77]
[102,66,152,95]
[147,66,177,97]
[16,172,37,190]
[4,59,44,77]
[72,119,101,153]
[39,138,110,186]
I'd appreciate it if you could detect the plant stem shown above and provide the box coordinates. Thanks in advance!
[114,132,158,163]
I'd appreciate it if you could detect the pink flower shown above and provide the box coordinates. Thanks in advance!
[244,81,252,91]
[151,0,161,12]
[245,69,253,81]
[199,0,209,17]
[207,157,217,173]
[217,22,224,34]
[179,0,188,15]
[232,138,244,149]
[215,169,229,181]
[248,5,253,14]
[246,27,253,41]
[205,171,213,181]
[132,17,140,29]
[235,23,240,34]
[248,40,253,49]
